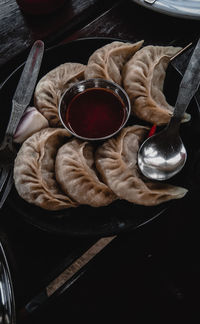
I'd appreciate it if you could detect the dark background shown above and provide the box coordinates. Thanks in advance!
[1,1,200,323]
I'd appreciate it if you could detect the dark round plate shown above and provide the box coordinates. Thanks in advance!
[1,37,197,237]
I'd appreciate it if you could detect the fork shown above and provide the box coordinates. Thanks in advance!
[0,40,44,209]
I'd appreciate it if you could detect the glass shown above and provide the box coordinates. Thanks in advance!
[16,0,66,15]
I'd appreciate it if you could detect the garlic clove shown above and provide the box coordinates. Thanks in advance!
[14,106,49,143]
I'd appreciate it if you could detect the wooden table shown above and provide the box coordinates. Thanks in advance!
[1,0,200,78]
[1,1,200,324]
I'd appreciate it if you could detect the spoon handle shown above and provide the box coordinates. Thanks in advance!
[170,38,200,126]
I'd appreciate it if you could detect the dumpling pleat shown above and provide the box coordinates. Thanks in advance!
[14,128,78,211]
[55,138,117,207]
[95,126,188,206]
[85,40,144,85]
[34,63,86,127]
[123,45,191,125]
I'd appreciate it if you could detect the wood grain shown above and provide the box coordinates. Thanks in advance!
[0,0,116,69]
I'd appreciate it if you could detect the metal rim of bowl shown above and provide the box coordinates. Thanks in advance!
[0,242,16,324]
[58,78,131,141]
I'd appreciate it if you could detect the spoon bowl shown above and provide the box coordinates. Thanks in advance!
[138,128,187,180]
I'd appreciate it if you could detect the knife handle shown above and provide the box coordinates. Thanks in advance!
[172,38,200,122]
[171,43,200,116]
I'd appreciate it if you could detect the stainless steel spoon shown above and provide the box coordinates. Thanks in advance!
[138,38,200,181]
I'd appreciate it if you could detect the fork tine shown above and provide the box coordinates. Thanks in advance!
[0,168,9,192]
[0,169,13,209]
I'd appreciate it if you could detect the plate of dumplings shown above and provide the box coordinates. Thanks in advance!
[1,37,197,237]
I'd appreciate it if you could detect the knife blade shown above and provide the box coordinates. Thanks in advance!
[13,40,44,105]
[6,40,44,136]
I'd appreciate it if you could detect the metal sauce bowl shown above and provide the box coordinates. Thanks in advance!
[58,78,131,141]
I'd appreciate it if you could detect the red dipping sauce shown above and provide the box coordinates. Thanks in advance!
[65,88,126,139]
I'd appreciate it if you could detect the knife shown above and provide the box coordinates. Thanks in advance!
[0,40,44,209]
[19,236,116,320]
[6,40,44,137]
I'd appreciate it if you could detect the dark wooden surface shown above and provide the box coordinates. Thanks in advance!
[1,0,200,82]
[0,0,116,82]
[64,1,200,45]
[0,0,117,63]
[1,1,200,324]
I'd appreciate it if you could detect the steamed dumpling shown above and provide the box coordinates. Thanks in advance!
[84,40,144,85]
[123,45,190,125]
[55,138,117,207]
[14,128,78,211]
[95,125,188,206]
[34,63,86,127]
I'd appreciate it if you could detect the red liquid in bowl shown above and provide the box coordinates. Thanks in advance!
[65,88,126,139]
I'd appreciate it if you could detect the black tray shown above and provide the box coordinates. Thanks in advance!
[1,37,198,237]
